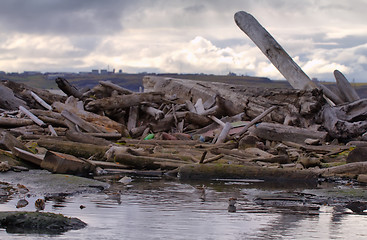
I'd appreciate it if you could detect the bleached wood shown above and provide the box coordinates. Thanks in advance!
[30,91,52,110]
[234,11,316,90]
[19,106,46,127]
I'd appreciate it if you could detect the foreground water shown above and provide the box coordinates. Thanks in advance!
[0,174,367,239]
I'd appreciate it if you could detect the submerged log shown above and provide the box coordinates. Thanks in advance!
[178,164,318,183]
[234,11,316,90]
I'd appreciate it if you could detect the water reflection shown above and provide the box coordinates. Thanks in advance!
[0,178,367,239]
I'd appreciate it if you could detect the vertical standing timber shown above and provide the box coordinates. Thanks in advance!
[234,11,317,91]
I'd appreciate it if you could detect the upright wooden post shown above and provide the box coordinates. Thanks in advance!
[234,11,316,90]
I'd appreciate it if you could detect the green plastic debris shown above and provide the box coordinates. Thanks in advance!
[144,133,154,140]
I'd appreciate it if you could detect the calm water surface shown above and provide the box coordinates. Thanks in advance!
[0,177,367,240]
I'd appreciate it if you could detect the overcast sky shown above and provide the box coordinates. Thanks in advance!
[0,0,366,82]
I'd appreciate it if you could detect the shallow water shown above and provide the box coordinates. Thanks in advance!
[1,177,367,240]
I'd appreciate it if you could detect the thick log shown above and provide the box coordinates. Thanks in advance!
[254,122,328,144]
[41,151,93,176]
[185,112,212,127]
[37,138,109,159]
[0,117,34,128]
[178,164,318,183]
[55,77,83,99]
[85,92,165,112]
[334,70,360,102]
[234,11,316,90]
[319,162,367,176]
[99,81,133,95]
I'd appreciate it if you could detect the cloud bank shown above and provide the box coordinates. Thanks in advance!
[0,0,366,82]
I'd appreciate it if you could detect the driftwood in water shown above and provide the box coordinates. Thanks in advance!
[55,77,83,99]
[84,92,165,112]
[234,11,316,91]
[254,122,328,144]
[178,164,318,183]
[37,137,109,159]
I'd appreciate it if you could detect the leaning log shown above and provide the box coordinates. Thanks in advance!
[55,77,83,99]
[84,92,165,112]
[37,138,109,159]
[99,81,133,95]
[334,70,360,102]
[234,11,316,90]
[178,164,318,183]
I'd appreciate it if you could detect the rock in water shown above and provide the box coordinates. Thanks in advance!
[0,211,87,234]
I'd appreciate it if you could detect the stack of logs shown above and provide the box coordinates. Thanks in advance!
[1,76,367,185]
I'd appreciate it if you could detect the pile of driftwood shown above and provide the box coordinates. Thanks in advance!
[1,11,367,184]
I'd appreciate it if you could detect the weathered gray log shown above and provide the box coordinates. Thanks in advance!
[41,151,93,176]
[99,81,133,95]
[185,100,197,113]
[55,77,83,99]
[234,11,316,90]
[30,91,52,111]
[334,70,360,102]
[254,122,328,143]
[0,117,34,128]
[216,122,232,144]
[194,98,205,114]
[127,106,139,131]
[37,138,109,159]
[319,162,367,176]
[48,125,58,136]
[178,164,318,183]
[84,92,165,112]
[61,110,102,133]
[19,106,46,127]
